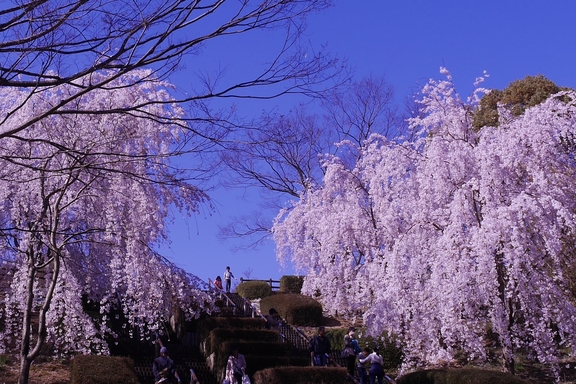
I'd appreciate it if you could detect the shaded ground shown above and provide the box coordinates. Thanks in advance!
[0,358,70,384]
[2,354,576,384]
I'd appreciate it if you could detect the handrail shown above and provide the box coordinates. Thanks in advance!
[238,295,267,320]
[207,278,238,314]
[202,279,360,383]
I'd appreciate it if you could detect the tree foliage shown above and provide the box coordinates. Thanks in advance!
[273,69,576,378]
[0,70,213,383]
[0,2,343,382]
[472,74,568,129]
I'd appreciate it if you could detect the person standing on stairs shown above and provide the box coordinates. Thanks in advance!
[223,266,236,293]
[214,276,223,290]
[225,344,247,384]
[265,308,281,332]
[342,326,358,377]
[357,347,371,384]
[358,346,385,384]
[308,326,331,367]
[152,346,182,384]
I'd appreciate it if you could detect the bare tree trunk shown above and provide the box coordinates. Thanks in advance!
[495,250,515,375]
[18,252,36,384]
[18,244,60,384]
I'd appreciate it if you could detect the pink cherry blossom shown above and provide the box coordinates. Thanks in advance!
[0,70,213,365]
[273,69,576,379]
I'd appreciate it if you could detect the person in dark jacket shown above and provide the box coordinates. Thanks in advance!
[307,326,331,366]
[342,326,358,376]
[153,346,181,383]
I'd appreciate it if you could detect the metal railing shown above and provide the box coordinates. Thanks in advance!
[201,278,359,383]
[207,278,240,315]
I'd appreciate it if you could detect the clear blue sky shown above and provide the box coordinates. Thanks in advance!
[159,1,576,284]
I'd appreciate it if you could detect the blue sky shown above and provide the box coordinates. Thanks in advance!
[159,1,576,284]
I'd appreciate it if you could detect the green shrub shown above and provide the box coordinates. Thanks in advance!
[214,341,294,372]
[325,327,403,370]
[197,317,265,339]
[260,294,323,326]
[205,328,280,356]
[237,281,273,299]
[247,355,310,376]
[397,368,529,384]
[70,355,139,384]
[253,366,349,384]
[324,327,347,350]
[279,275,304,294]
[472,75,569,130]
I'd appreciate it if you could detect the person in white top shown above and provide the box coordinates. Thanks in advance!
[225,345,247,384]
[223,266,235,293]
[358,346,385,384]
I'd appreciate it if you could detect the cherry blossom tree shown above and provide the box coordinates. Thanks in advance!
[0,0,340,140]
[0,70,214,384]
[273,69,576,379]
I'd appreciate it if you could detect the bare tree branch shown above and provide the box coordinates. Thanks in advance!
[0,0,343,139]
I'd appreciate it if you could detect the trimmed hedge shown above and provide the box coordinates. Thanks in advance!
[70,355,139,384]
[397,368,529,384]
[214,341,294,372]
[197,317,265,338]
[247,355,310,378]
[260,294,323,326]
[279,276,304,294]
[237,281,272,299]
[205,328,281,356]
[253,366,349,384]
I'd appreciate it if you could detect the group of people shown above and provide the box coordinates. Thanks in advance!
[214,266,237,293]
[307,326,394,384]
[152,339,249,384]
[156,272,393,384]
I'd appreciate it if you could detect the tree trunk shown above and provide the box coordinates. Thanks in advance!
[495,250,515,375]
[18,256,36,384]
[18,244,60,384]
[18,357,32,384]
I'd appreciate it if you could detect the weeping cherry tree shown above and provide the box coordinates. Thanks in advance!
[273,69,576,379]
[0,70,213,384]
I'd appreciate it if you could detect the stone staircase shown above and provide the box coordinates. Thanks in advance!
[129,291,246,384]
[128,289,357,384]
[130,334,219,384]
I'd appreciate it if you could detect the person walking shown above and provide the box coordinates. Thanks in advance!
[342,326,358,376]
[307,326,331,366]
[223,266,236,293]
[266,308,281,331]
[359,346,385,384]
[152,346,181,383]
[225,344,247,384]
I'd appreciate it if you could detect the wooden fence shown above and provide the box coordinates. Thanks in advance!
[239,278,280,291]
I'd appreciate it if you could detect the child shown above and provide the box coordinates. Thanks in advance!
[357,347,371,384]
[214,276,223,290]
